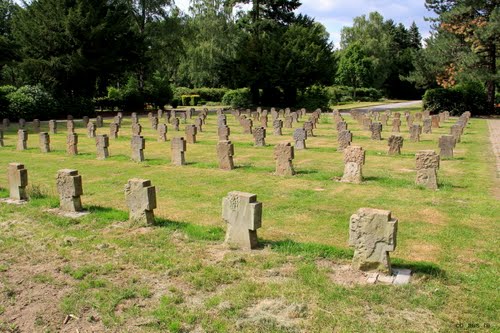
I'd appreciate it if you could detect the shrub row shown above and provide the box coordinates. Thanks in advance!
[0,85,60,120]
[423,82,488,116]
[173,87,229,106]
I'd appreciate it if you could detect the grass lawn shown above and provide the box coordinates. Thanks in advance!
[0,106,498,332]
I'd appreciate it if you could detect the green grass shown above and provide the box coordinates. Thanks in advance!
[0,107,498,332]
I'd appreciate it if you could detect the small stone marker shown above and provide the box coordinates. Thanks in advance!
[260,115,268,128]
[370,122,382,140]
[110,122,119,139]
[349,208,397,274]
[217,140,235,170]
[439,135,455,158]
[218,125,230,141]
[66,133,78,155]
[380,114,388,126]
[284,116,292,128]
[87,122,96,138]
[336,121,347,132]
[391,119,401,132]
[17,129,28,150]
[19,118,26,129]
[274,142,295,176]
[222,191,262,250]
[33,119,41,132]
[243,118,253,134]
[338,130,352,152]
[67,119,75,133]
[96,115,103,127]
[195,117,203,132]
[422,118,432,134]
[387,135,403,155]
[431,115,440,128]
[450,125,462,143]
[253,127,266,147]
[362,117,372,131]
[293,128,307,150]
[8,163,28,201]
[96,134,109,160]
[185,125,197,144]
[158,124,167,142]
[415,150,440,190]
[218,115,227,127]
[303,121,314,137]
[131,112,139,124]
[125,179,157,226]
[132,122,142,136]
[273,119,283,136]
[172,117,180,131]
[151,116,158,130]
[131,135,145,162]
[56,169,83,212]
[49,120,57,134]
[409,124,421,142]
[39,132,50,153]
[341,146,365,184]
[171,137,187,166]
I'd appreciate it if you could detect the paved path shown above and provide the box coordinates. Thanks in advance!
[487,119,500,199]
[349,100,422,113]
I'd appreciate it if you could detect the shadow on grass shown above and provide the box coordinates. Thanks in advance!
[264,239,353,260]
[154,217,224,242]
[234,164,254,170]
[364,176,414,187]
[392,258,446,278]
[295,170,319,175]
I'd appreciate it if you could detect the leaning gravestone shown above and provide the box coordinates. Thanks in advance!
[171,137,187,166]
[415,150,439,190]
[273,119,283,136]
[158,124,167,142]
[39,132,50,153]
[217,140,235,170]
[49,120,57,134]
[96,134,109,160]
[387,135,403,155]
[293,128,307,150]
[370,122,383,140]
[439,135,455,159]
[17,129,28,151]
[253,127,266,147]
[218,125,230,141]
[125,178,157,226]
[341,146,365,184]
[8,163,28,201]
[56,169,83,212]
[338,130,352,152]
[349,208,397,274]
[66,133,78,155]
[222,191,262,250]
[131,135,145,162]
[185,125,197,144]
[274,142,295,176]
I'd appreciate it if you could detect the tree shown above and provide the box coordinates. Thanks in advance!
[0,0,19,83]
[424,0,499,113]
[336,42,373,98]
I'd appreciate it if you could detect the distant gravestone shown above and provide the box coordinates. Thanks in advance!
[17,130,28,150]
[132,122,142,136]
[242,118,253,135]
[33,119,41,133]
[39,132,50,153]
[151,116,158,130]
[96,116,103,127]
[274,142,295,176]
[172,117,180,131]
[253,127,266,147]
[8,163,28,201]
[303,121,314,137]
[19,118,26,129]
[260,115,268,128]
[284,116,293,129]
[49,120,57,134]
[422,118,432,134]
[87,122,96,138]
[66,133,78,155]
[218,125,230,141]
[125,178,157,226]
[290,112,298,123]
[349,208,397,274]
[362,117,372,131]
[391,119,401,133]
[218,115,227,127]
[158,124,167,142]
[387,135,403,155]
[370,122,382,140]
[109,122,119,139]
[195,117,203,132]
[336,121,347,132]
[56,169,83,212]
[131,112,139,124]
[431,115,440,128]
[2,118,10,128]
[415,150,439,190]
[82,116,89,127]
[273,119,283,136]
[185,125,197,144]
[222,191,262,250]
[341,146,365,184]
[67,120,75,133]
[217,140,235,170]
[439,135,455,158]
[380,114,388,126]
[409,124,421,142]
[450,125,462,143]
[171,137,187,166]
[131,135,145,162]
[415,112,423,122]
[338,130,352,152]
[96,134,109,160]
[293,128,307,150]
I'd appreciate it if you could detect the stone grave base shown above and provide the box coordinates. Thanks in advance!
[45,208,90,219]
[367,268,412,285]
[0,198,28,205]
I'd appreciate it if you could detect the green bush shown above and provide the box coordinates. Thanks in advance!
[222,88,252,108]
[174,87,228,104]
[297,85,330,110]
[6,85,57,120]
[328,85,383,104]
[423,82,488,116]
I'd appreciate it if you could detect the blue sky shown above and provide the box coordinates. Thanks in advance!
[175,0,436,47]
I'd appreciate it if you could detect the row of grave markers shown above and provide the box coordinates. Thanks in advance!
[4,162,402,279]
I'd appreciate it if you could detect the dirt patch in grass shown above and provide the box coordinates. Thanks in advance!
[316,260,371,286]
[406,243,440,262]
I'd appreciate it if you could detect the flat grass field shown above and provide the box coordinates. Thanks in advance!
[0,107,498,332]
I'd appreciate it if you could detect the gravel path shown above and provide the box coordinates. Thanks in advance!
[487,119,500,199]
[349,100,422,112]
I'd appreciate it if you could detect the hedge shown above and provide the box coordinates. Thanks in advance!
[222,88,252,108]
[174,87,228,105]
[423,82,488,116]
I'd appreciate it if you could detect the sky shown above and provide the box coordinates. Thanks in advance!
[175,0,436,47]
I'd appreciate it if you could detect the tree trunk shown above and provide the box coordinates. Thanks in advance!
[486,45,496,115]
